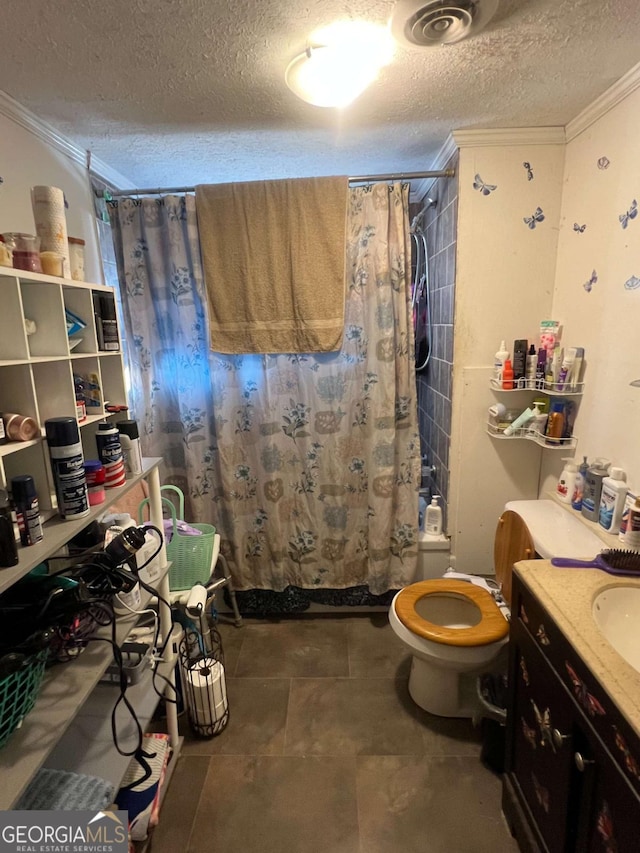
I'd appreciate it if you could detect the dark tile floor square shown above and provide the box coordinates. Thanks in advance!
[150,614,516,852]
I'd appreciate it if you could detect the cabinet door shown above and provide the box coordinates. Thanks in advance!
[510,621,575,853]
[573,725,640,853]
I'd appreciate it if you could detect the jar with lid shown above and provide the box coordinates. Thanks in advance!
[68,237,86,281]
[3,233,42,273]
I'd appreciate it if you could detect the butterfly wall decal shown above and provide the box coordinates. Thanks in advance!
[531,773,550,813]
[531,700,555,750]
[619,199,637,229]
[624,274,640,291]
[473,174,497,195]
[524,207,545,229]
[613,726,640,780]
[565,662,606,717]
[583,269,597,293]
[573,222,586,233]
[597,156,611,170]
[523,161,534,181]
[596,801,618,853]
[521,717,537,749]
[536,624,551,646]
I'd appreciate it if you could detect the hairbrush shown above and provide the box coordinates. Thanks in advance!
[551,550,640,576]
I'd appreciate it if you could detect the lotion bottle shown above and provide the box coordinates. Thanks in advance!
[624,497,640,550]
[425,496,443,536]
[556,459,579,504]
[571,456,589,511]
[582,458,610,522]
[598,467,627,532]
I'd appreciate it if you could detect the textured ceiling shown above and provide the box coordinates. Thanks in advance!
[2,0,640,188]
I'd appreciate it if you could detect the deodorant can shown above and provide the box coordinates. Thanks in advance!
[96,422,126,488]
[45,417,90,520]
[0,489,19,567]
[10,475,43,546]
[116,419,143,476]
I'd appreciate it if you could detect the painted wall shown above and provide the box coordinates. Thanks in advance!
[0,110,103,284]
[449,136,566,571]
[539,86,640,500]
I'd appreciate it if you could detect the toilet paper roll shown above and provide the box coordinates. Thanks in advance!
[185,658,228,726]
[31,186,71,278]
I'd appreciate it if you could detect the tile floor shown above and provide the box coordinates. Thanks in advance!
[149,614,519,853]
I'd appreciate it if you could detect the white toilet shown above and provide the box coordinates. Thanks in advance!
[389,500,605,719]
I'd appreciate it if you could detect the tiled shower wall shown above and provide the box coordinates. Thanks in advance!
[415,151,459,529]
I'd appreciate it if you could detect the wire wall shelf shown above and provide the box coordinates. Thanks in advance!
[489,378,584,396]
[486,421,578,450]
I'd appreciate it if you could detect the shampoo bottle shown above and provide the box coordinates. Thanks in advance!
[494,341,509,383]
[598,467,627,532]
[556,459,579,504]
[582,458,610,522]
[624,497,640,550]
[513,339,528,385]
[525,344,537,386]
[545,401,565,445]
[571,456,589,511]
[425,496,443,536]
[501,359,514,390]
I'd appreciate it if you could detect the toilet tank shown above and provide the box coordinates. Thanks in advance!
[417,531,451,580]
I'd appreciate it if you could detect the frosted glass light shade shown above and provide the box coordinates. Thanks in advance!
[285,44,381,108]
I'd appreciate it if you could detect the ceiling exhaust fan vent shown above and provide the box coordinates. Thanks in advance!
[390,0,499,47]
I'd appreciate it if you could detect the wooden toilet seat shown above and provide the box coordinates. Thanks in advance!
[394,579,509,647]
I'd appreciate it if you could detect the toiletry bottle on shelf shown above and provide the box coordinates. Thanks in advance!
[571,456,589,511]
[503,406,535,437]
[526,404,546,436]
[525,344,537,386]
[513,340,527,386]
[10,475,43,546]
[581,458,610,522]
[624,497,640,550]
[0,489,18,568]
[545,401,565,444]
[557,348,576,391]
[425,496,443,536]
[501,359,514,390]
[494,341,509,383]
[535,348,547,386]
[598,467,627,532]
[556,459,579,504]
[569,347,584,392]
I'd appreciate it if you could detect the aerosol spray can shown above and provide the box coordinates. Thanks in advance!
[0,489,18,567]
[10,475,43,546]
[44,417,90,520]
[96,422,126,488]
[116,420,143,476]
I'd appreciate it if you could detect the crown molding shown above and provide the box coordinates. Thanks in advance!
[452,127,566,147]
[0,88,135,189]
[566,60,640,141]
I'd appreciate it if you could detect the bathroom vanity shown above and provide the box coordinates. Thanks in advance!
[502,560,640,853]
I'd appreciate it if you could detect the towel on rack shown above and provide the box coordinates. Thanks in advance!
[195,177,348,353]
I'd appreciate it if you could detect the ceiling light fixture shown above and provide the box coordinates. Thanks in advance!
[285,21,394,108]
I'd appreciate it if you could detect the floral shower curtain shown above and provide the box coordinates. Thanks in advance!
[109,184,419,597]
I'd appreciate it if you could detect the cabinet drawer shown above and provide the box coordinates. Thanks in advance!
[513,575,640,800]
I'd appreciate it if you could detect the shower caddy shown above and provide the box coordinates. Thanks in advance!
[0,267,181,810]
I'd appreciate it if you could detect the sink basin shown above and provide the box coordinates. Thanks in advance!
[592,587,640,673]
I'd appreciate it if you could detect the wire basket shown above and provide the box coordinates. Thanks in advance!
[179,627,228,738]
[0,650,47,749]
[139,485,215,591]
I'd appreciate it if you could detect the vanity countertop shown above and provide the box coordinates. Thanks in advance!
[514,559,640,739]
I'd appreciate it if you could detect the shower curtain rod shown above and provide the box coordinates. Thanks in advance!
[107,169,455,198]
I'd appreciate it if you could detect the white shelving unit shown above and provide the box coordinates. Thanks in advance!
[0,269,180,812]
[487,372,584,450]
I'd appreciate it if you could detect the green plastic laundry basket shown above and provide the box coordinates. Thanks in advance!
[138,485,216,591]
[0,650,47,749]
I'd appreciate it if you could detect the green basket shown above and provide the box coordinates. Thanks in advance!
[139,485,216,591]
[0,650,47,749]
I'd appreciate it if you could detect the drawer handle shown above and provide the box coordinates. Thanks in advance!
[574,752,595,772]
[552,728,570,750]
